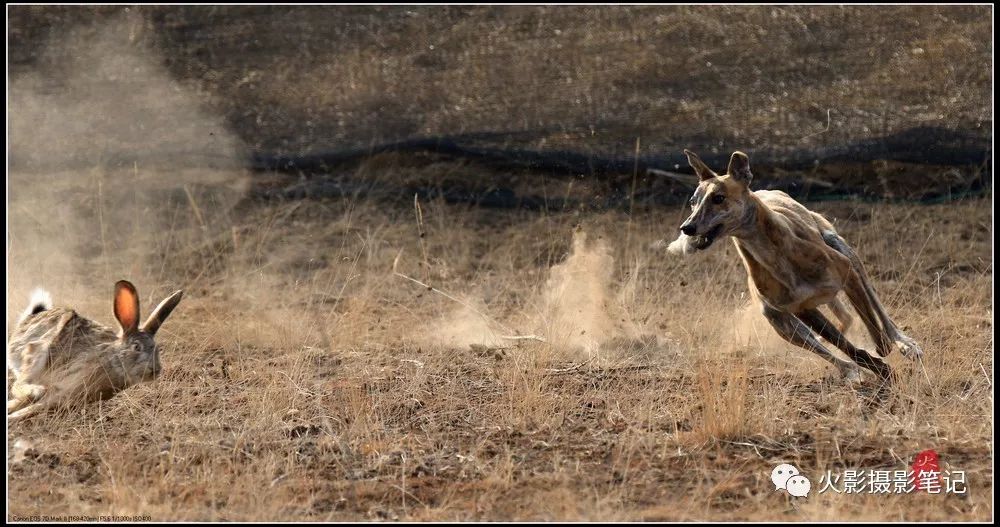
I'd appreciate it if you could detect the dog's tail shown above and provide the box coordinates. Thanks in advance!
[20,288,52,324]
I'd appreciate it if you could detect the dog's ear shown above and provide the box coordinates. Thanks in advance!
[684,149,716,181]
[727,151,753,186]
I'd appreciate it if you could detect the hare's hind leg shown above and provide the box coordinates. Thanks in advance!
[7,342,50,414]
[8,401,46,423]
[8,388,46,415]
[10,382,47,406]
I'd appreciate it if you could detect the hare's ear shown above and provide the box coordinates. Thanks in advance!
[114,281,140,337]
[141,290,183,335]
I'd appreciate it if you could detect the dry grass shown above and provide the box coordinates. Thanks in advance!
[6,164,992,520]
[6,5,993,522]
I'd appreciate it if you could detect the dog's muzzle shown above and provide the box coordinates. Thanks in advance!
[688,224,724,250]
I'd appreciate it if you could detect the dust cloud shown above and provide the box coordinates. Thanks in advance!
[724,302,786,356]
[7,12,248,320]
[421,228,665,360]
[538,228,636,359]
[423,298,506,350]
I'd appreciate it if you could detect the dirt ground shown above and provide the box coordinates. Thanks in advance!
[6,167,992,520]
[5,4,994,522]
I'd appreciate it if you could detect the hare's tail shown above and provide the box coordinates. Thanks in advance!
[20,288,52,324]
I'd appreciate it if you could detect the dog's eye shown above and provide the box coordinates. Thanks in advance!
[689,197,697,207]
[711,194,725,204]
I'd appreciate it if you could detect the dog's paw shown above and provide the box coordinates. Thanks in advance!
[840,364,863,385]
[894,334,923,360]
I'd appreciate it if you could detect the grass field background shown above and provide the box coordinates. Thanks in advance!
[6,5,993,521]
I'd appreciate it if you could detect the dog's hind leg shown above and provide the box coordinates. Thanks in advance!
[822,231,923,359]
[761,305,861,382]
[842,272,896,357]
[826,297,853,334]
[798,308,892,381]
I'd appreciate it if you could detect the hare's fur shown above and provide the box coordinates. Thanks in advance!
[7,282,182,422]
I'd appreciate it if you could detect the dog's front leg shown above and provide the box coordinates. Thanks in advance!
[760,305,862,382]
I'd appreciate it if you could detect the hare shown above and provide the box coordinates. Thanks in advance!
[7,281,183,422]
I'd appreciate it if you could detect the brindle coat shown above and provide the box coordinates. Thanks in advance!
[678,150,922,381]
[6,281,182,422]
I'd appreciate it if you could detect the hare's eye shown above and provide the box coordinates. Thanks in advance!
[711,194,725,205]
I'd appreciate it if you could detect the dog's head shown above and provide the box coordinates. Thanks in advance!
[678,150,755,251]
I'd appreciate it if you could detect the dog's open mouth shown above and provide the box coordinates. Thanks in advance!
[691,224,724,250]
